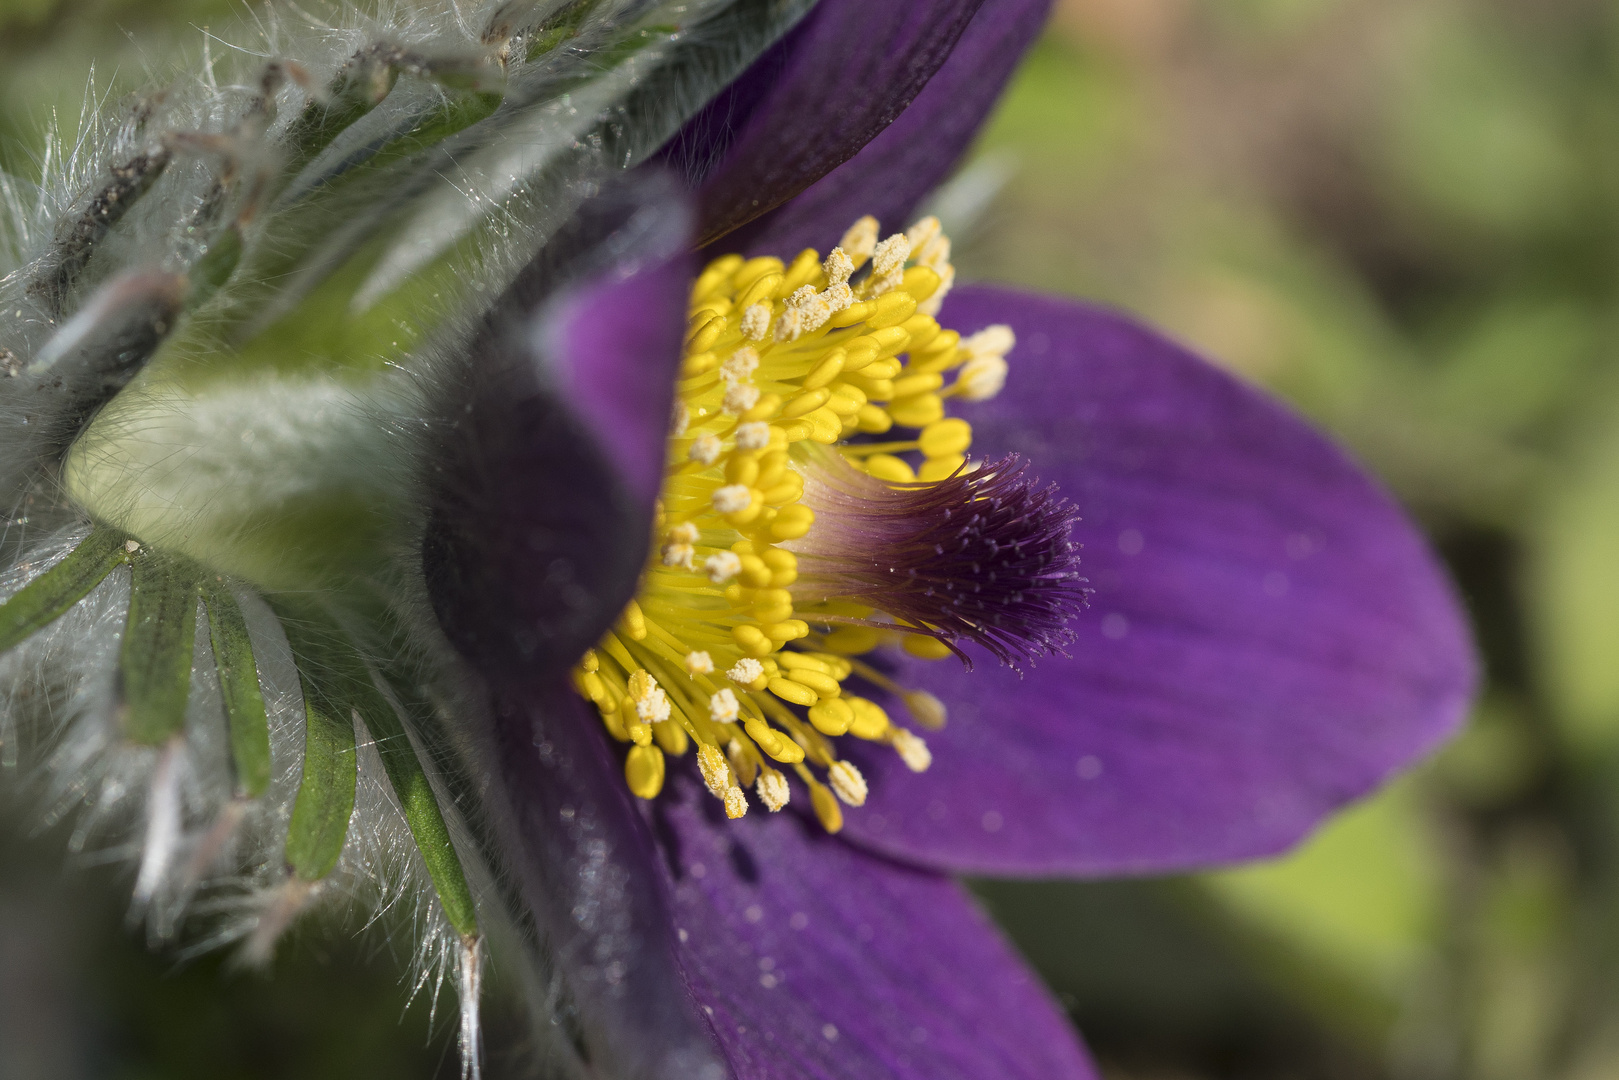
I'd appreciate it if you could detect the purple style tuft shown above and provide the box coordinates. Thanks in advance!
[794,453,1089,669]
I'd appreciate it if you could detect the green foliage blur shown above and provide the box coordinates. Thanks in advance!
[2,0,1615,1076]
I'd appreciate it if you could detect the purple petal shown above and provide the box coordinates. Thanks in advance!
[668,0,994,247]
[650,771,1099,1080]
[476,688,729,1080]
[425,211,691,682]
[836,286,1476,875]
[725,0,1054,256]
[539,255,692,509]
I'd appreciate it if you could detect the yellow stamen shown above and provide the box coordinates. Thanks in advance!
[569,214,1015,830]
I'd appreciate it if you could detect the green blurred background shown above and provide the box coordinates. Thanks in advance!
[1,0,1614,1076]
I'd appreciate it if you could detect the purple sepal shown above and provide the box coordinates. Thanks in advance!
[836,286,1477,876]
[650,771,1100,1079]
[729,0,1055,256]
[670,0,988,247]
[538,256,692,509]
[479,687,729,1080]
[425,212,690,683]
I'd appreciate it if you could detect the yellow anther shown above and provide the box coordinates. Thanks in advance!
[689,432,722,464]
[782,248,824,292]
[805,408,843,444]
[753,588,795,623]
[727,657,768,689]
[724,785,749,819]
[761,474,805,506]
[734,256,785,290]
[855,404,894,434]
[727,739,759,787]
[919,417,972,458]
[619,600,647,641]
[900,314,942,352]
[792,342,840,383]
[828,760,868,806]
[681,351,718,377]
[955,354,1008,402]
[904,689,948,730]
[777,652,832,675]
[686,315,726,354]
[845,374,893,402]
[808,697,854,736]
[768,677,819,707]
[917,327,960,358]
[692,254,743,301]
[900,265,941,302]
[868,326,912,356]
[806,652,853,679]
[580,649,599,673]
[761,548,798,585]
[757,768,791,811]
[576,669,608,705]
[723,382,762,414]
[698,742,732,798]
[828,300,877,329]
[892,371,945,398]
[868,291,917,329]
[821,626,881,654]
[840,216,879,266]
[865,453,916,483]
[627,721,653,747]
[625,745,666,799]
[891,729,932,772]
[738,272,783,308]
[903,634,956,660]
[600,701,630,742]
[738,554,772,588]
[810,780,844,833]
[741,393,783,422]
[789,668,841,698]
[862,358,904,379]
[712,484,753,514]
[762,620,809,642]
[709,687,741,723]
[888,393,945,428]
[726,453,760,487]
[740,302,771,340]
[755,449,788,487]
[842,335,881,369]
[769,504,815,540]
[733,625,775,657]
[781,387,832,419]
[653,720,689,755]
[846,696,891,739]
[705,550,742,583]
[918,455,966,482]
[744,717,790,760]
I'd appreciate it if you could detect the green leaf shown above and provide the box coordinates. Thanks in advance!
[277,601,360,882]
[119,548,201,746]
[0,527,129,653]
[201,581,271,798]
[273,599,476,934]
[357,678,479,938]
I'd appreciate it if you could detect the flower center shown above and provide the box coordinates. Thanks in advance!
[570,215,1085,831]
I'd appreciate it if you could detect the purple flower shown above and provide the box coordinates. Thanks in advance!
[424,2,1477,1077]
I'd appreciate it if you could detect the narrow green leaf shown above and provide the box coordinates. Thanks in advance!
[356,677,479,938]
[283,691,358,882]
[202,582,271,798]
[0,528,129,653]
[276,602,360,882]
[272,597,476,932]
[119,550,200,746]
